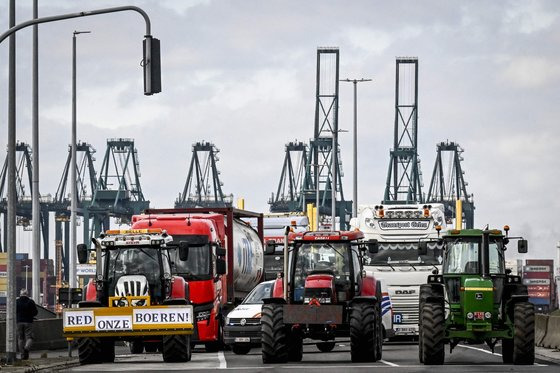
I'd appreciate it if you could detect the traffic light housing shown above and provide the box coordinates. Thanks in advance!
[143,36,161,95]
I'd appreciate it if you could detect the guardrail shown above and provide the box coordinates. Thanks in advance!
[536,314,560,349]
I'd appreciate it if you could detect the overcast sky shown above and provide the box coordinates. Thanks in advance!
[0,0,559,262]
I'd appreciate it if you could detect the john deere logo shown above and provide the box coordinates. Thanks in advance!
[475,293,483,300]
[240,318,246,326]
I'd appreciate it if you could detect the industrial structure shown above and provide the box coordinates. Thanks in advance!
[269,48,352,228]
[383,57,424,205]
[426,141,474,228]
[269,141,310,212]
[175,141,232,208]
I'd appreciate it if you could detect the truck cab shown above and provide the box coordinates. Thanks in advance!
[350,203,446,338]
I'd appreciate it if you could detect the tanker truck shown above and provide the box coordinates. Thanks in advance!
[131,207,264,352]
[350,203,446,338]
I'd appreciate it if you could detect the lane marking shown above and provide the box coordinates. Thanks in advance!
[218,351,227,369]
[379,359,399,367]
[457,344,547,366]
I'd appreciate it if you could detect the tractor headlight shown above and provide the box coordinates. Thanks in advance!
[467,312,474,319]
[485,312,492,319]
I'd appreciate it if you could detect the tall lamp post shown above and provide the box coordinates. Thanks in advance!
[340,78,372,218]
[70,30,90,290]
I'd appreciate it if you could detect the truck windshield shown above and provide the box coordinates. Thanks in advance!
[443,237,505,274]
[107,247,161,285]
[365,242,442,266]
[169,235,211,279]
[292,242,350,300]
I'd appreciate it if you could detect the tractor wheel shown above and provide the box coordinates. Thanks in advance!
[512,302,535,365]
[418,326,424,363]
[316,342,335,352]
[420,302,445,365]
[232,344,251,355]
[77,337,102,365]
[502,338,513,363]
[162,335,192,362]
[100,340,115,363]
[288,334,303,362]
[375,301,383,361]
[349,302,377,362]
[261,304,288,364]
[130,340,144,354]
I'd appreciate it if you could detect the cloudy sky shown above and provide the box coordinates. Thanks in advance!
[0,0,559,262]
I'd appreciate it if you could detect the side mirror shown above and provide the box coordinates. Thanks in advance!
[77,244,88,264]
[265,240,276,255]
[216,258,226,275]
[367,239,379,254]
[418,241,428,256]
[518,239,528,254]
[216,246,226,257]
[179,242,189,261]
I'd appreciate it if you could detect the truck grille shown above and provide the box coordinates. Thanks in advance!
[391,292,419,324]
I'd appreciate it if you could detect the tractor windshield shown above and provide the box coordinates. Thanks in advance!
[292,242,350,301]
[107,247,166,286]
[365,242,442,266]
[443,237,505,274]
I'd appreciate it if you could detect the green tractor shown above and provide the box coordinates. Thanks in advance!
[418,226,534,365]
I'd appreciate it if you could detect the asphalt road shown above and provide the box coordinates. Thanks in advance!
[62,340,558,372]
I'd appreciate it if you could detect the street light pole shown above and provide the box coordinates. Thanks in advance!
[340,78,372,218]
[70,31,90,290]
[24,265,30,291]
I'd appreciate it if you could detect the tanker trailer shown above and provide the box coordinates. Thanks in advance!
[131,207,264,352]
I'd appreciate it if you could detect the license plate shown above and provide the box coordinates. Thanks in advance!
[474,312,484,320]
[235,337,250,343]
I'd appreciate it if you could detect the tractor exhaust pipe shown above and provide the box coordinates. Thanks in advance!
[283,226,290,300]
[481,231,490,278]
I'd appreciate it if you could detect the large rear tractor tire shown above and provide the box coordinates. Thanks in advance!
[349,302,377,362]
[77,337,102,365]
[316,342,335,352]
[261,304,288,364]
[512,302,535,365]
[162,335,192,362]
[420,302,445,365]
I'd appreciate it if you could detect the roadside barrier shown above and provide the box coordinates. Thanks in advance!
[0,318,66,350]
[539,315,560,349]
[534,314,549,346]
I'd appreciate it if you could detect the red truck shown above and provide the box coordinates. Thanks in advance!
[131,207,264,351]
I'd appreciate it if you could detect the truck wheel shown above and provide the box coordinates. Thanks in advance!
[288,334,303,362]
[502,338,513,363]
[232,344,251,355]
[101,340,115,363]
[316,342,335,352]
[261,304,288,364]
[162,335,192,362]
[512,302,534,365]
[130,340,144,354]
[350,302,377,362]
[420,302,445,365]
[77,337,102,365]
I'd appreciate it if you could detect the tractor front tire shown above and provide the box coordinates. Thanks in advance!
[162,335,192,362]
[77,337,102,365]
[420,302,445,365]
[512,302,535,365]
[261,304,288,364]
[349,302,377,362]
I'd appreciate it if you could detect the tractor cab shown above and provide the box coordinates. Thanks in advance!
[78,228,176,307]
[419,226,534,365]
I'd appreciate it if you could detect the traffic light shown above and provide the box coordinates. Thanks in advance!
[143,36,161,95]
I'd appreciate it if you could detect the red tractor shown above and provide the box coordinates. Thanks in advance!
[261,230,383,363]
